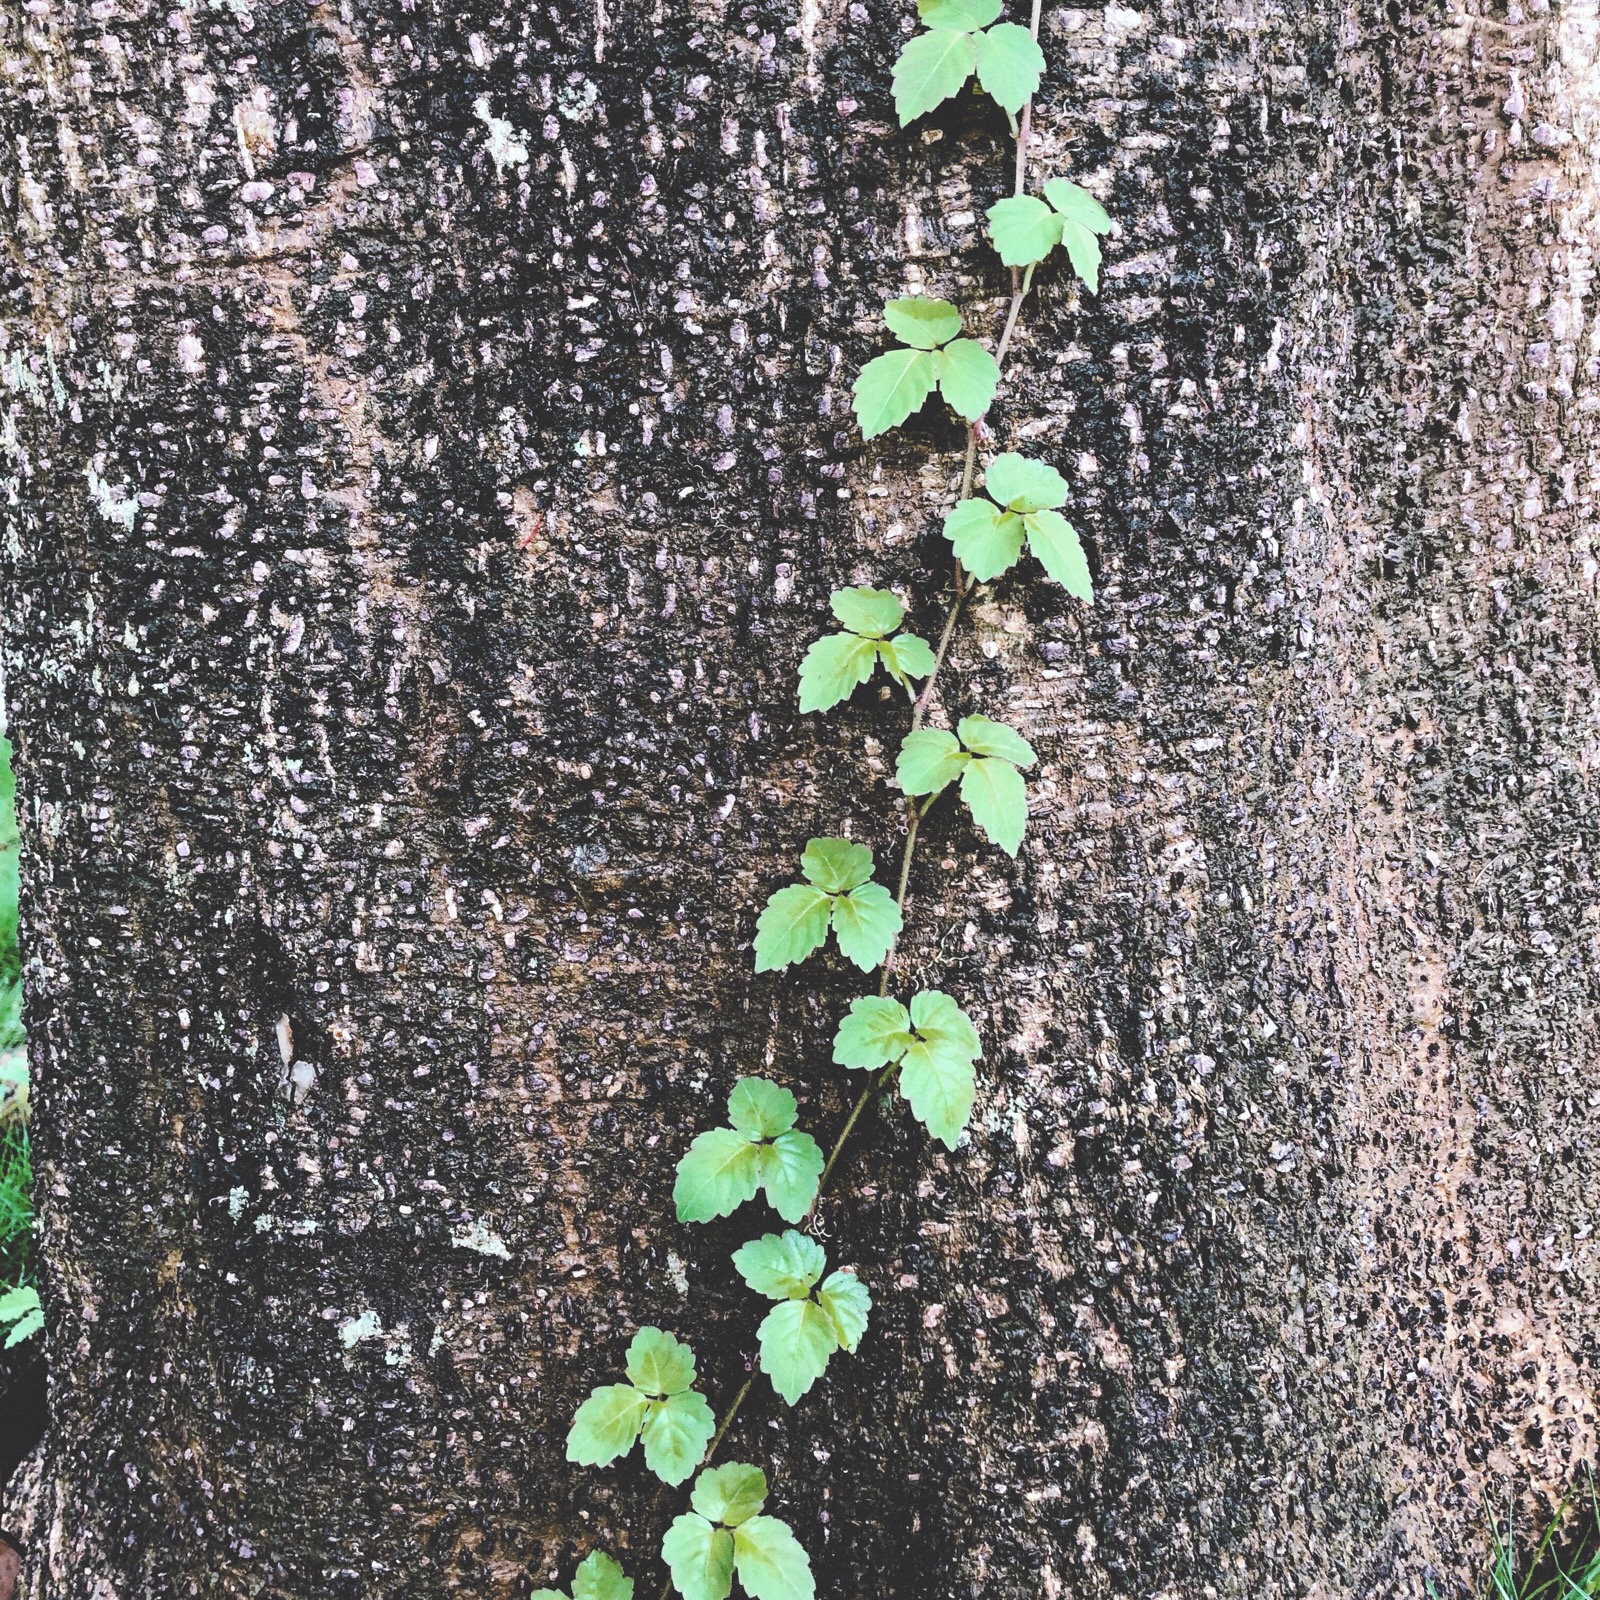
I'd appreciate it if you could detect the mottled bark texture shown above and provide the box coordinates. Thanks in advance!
[1,0,1598,1594]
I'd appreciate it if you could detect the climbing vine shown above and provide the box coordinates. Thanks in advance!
[548,1,1111,1594]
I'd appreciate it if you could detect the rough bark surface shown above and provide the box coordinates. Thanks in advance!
[2,0,1598,1596]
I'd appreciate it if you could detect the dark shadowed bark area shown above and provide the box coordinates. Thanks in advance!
[1,0,1597,1595]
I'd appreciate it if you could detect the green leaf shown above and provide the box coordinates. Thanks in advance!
[1059,218,1103,292]
[728,1076,798,1140]
[943,498,1024,581]
[908,990,982,1062]
[756,1299,839,1406]
[918,0,1000,26]
[566,1383,650,1467]
[574,1553,634,1600]
[0,1285,39,1321]
[959,755,1028,855]
[985,195,1063,268]
[1043,177,1112,235]
[753,884,832,972]
[692,1462,769,1527]
[662,1515,735,1600]
[829,585,904,638]
[760,1132,824,1224]
[732,1230,826,1300]
[627,1326,698,1396]
[891,28,978,126]
[732,1516,817,1600]
[934,338,1000,422]
[829,882,901,970]
[956,713,1036,767]
[797,632,878,714]
[816,1270,872,1352]
[876,632,937,686]
[899,1039,978,1149]
[973,21,1045,113]
[1024,508,1093,599]
[984,452,1067,513]
[896,728,968,797]
[531,1590,568,1599]
[852,346,939,438]
[832,995,915,1069]
[641,1389,717,1485]
[675,1128,763,1223]
[2,1310,41,1348]
[882,296,963,350]
[800,837,872,894]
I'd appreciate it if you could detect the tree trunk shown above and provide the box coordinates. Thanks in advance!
[2,0,1597,1595]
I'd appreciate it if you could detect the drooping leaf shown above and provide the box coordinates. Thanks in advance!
[829,585,904,638]
[876,632,937,686]
[956,714,1036,767]
[691,1462,770,1528]
[899,1039,978,1149]
[566,1383,651,1467]
[896,728,969,797]
[574,1553,634,1600]
[852,346,939,438]
[2,1310,41,1348]
[1059,218,1103,292]
[732,1230,827,1301]
[797,632,878,714]
[942,498,1024,580]
[1024,508,1093,599]
[760,1131,824,1224]
[675,1128,763,1224]
[829,882,902,970]
[832,995,915,1069]
[959,755,1029,855]
[815,1270,872,1352]
[0,1285,39,1322]
[983,452,1068,513]
[891,28,978,125]
[627,1326,698,1396]
[986,194,1063,267]
[972,21,1045,113]
[732,1515,817,1600]
[882,296,963,350]
[727,1076,798,1140]
[800,837,873,895]
[934,338,1001,421]
[1042,177,1112,236]
[908,990,983,1063]
[757,1299,840,1405]
[662,1515,735,1600]
[641,1389,717,1486]
[753,884,833,972]
[918,0,1001,26]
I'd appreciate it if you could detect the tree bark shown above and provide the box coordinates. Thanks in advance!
[2,0,1598,1595]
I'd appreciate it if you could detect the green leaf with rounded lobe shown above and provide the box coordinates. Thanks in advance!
[909,990,982,1062]
[797,632,877,714]
[960,755,1029,855]
[918,0,1001,27]
[732,1515,817,1600]
[956,713,1036,767]
[1043,177,1112,235]
[984,452,1068,513]
[641,1389,717,1485]
[3,1311,41,1348]
[816,1270,872,1352]
[757,1300,839,1406]
[574,1553,634,1600]
[1024,508,1093,599]
[830,882,901,970]
[986,194,1062,267]
[934,338,1001,422]
[877,632,936,686]
[852,347,939,438]
[1059,217,1103,292]
[662,1515,735,1600]
[760,1132,824,1224]
[829,585,904,638]
[626,1327,697,1396]
[800,837,872,894]
[973,21,1045,112]
[891,28,978,125]
[832,996,914,1069]
[674,1128,763,1223]
[753,884,832,972]
[943,499,1023,581]
[566,1383,650,1466]
[691,1462,769,1527]
[899,1038,978,1149]
[882,296,963,350]
[728,1076,797,1140]
[896,728,968,797]
[732,1230,826,1301]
